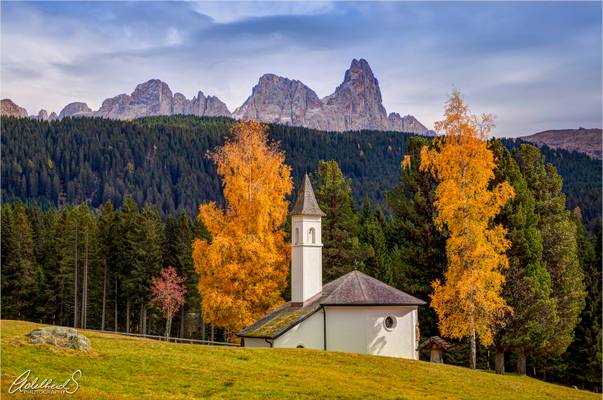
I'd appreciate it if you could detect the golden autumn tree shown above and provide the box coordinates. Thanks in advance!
[420,90,515,369]
[192,120,293,339]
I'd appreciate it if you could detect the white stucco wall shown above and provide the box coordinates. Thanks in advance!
[273,311,324,349]
[244,338,272,348]
[324,306,418,359]
[248,305,419,359]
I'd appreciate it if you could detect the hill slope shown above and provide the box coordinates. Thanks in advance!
[1,320,597,399]
[1,116,601,227]
[521,128,602,159]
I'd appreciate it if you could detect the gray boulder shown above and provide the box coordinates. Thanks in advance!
[27,326,91,352]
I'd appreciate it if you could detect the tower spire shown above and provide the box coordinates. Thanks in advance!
[291,174,325,216]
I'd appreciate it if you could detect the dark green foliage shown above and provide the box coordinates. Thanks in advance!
[489,140,557,356]
[315,160,363,282]
[556,217,602,391]
[358,199,392,285]
[500,138,602,231]
[514,144,586,358]
[1,204,38,319]
[0,200,208,338]
[385,136,446,338]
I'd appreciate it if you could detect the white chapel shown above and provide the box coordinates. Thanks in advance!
[238,174,425,359]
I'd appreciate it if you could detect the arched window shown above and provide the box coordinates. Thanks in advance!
[308,227,316,244]
[295,228,300,244]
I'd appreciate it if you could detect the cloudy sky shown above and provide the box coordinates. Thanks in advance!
[1,1,601,137]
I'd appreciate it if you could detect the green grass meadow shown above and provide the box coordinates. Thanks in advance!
[1,320,597,399]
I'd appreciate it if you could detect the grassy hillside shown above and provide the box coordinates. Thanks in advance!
[1,320,597,399]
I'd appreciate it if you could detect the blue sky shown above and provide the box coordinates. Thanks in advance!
[1,1,601,136]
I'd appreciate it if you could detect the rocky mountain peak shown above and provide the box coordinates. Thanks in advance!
[59,102,92,119]
[37,109,49,121]
[1,99,28,118]
[234,59,430,134]
[234,73,322,125]
[94,81,231,120]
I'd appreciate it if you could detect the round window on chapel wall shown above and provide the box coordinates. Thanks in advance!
[384,316,396,331]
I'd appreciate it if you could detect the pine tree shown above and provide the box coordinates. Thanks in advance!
[358,199,392,284]
[315,160,362,282]
[489,139,557,374]
[514,144,586,368]
[386,136,447,338]
[98,202,118,330]
[163,213,199,337]
[1,204,38,319]
[561,215,601,390]
[117,195,142,333]
[137,204,164,333]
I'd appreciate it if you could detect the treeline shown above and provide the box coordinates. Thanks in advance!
[1,115,600,229]
[0,197,225,340]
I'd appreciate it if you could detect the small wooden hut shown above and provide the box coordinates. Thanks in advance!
[418,336,451,363]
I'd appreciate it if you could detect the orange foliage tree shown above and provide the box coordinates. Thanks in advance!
[192,120,293,338]
[420,90,515,369]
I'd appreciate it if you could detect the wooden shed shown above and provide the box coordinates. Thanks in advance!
[417,336,451,363]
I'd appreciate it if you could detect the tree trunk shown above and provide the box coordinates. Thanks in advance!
[126,299,130,333]
[495,348,505,374]
[73,222,79,328]
[101,262,107,330]
[142,306,147,335]
[201,309,206,341]
[469,324,477,369]
[211,325,215,342]
[165,317,172,338]
[114,277,118,332]
[180,306,185,338]
[81,229,88,329]
[139,302,144,334]
[516,347,527,375]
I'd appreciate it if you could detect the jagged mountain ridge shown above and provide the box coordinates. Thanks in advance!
[235,59,430,134]
[1,58,431,134]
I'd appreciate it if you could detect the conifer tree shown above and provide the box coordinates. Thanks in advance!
[315,160,362,282]
[98,201,118,330]
[489,139,557,374]
[358,199,392,284]
[560,215,601,390]
[514,144,585,371]
[1,204,38,319]
[386,136,446,338]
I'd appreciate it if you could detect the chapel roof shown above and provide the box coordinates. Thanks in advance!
[291,174,325,217]
[238,270,426,339]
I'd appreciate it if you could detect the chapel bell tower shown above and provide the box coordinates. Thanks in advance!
[290,174,325,306]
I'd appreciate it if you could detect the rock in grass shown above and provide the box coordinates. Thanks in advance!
[27,327,91,352]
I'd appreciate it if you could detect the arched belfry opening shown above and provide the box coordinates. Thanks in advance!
[308,227,316,244]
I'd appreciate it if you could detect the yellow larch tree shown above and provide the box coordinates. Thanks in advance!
[192,120,293,339]
[420,90,515,369]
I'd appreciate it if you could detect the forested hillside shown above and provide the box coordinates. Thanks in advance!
[1,116,408,214]
[2,115,600,228]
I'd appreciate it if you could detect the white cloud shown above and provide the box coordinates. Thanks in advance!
[191,1,333,23]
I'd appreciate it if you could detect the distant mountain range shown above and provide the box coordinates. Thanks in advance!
[520,128,602,159]
[0,59,432,135]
